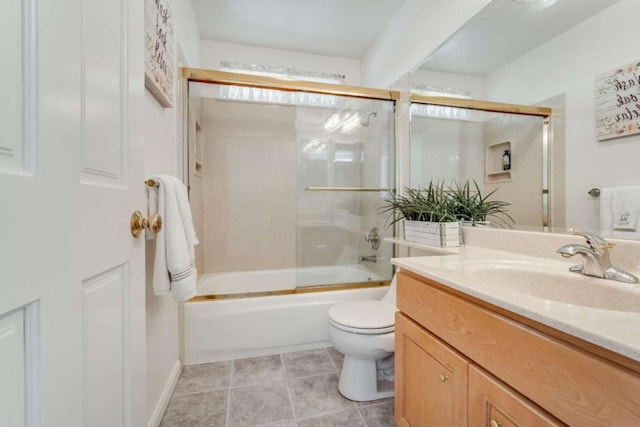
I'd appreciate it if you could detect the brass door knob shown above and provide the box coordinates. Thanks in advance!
[439,374,449,383]
[130,211,162,238]
[489,420,501,427]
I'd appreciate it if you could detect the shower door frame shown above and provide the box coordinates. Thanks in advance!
[182,68,401,101]
[181,68,401,298]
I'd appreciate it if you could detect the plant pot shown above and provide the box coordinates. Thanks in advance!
[403,220,463,247]
[460,220,493,228]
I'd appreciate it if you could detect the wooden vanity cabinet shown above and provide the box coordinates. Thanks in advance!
[395,313,469,427]
[468,365,564,427]
[395,271,640,427]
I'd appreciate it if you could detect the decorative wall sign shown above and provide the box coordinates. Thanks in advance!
[144,0,174,108]
[595,60,640,140]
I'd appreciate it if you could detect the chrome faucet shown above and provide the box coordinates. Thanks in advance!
[557,229,639,284]
[359,255,377,263]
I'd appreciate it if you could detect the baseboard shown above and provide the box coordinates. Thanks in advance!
[147,360,182,427]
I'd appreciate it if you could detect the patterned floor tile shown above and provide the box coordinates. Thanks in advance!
[160,389,228,427]
[325,347,345,372]
[288,373,355,418]
[232,354,285,387]
[173,361,232,395]
[282,349,337,379]
[358,400,396,427]
[227,381,293,426]
[296,409,366,427]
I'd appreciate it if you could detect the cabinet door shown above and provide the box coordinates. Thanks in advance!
[469,365,566,427]
[395,313,469,427]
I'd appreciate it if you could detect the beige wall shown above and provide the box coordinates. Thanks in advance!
[201,99,297,272]
[143,0,200,424]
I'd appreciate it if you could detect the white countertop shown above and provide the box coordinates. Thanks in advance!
[391,246,640,362]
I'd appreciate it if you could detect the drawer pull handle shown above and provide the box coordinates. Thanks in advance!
[489,420,501,427]
[439,374,448,382]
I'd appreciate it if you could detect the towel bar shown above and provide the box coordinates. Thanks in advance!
[145,179,159,188]
[588,188,600,198]
[305,186,390,192]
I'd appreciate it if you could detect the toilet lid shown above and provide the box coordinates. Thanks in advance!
[328,300,396,331]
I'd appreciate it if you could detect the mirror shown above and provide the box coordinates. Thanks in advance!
[410,0,640,240]
[409,99,550,231]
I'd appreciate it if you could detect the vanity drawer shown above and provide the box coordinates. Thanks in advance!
[397,271,640,427]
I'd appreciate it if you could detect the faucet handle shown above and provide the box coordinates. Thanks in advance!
[568,228,615,250]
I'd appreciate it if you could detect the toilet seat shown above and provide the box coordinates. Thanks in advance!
[328,301,396,335]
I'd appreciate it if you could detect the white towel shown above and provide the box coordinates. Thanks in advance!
[599,186,640,239]
[150,175,199,301]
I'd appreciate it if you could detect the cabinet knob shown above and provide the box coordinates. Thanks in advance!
[439,374,449,383]
[489,420,501,427]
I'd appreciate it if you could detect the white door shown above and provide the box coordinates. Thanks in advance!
[0,0,146,426]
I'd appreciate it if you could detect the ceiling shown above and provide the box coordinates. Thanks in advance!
[191,0,407,59]
[420,0,622,76]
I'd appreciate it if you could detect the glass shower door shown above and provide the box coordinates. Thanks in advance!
[294,97,396,288]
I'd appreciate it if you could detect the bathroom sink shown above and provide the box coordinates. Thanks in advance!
[461,261,640,313]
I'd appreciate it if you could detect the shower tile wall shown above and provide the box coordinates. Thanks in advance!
[410,117,484,186]
[201,99,297,273]
[483,115,544,227]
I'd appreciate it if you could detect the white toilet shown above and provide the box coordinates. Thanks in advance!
[328,274,397,401]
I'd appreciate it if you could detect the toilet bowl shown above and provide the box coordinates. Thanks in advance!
[327,275,397,401]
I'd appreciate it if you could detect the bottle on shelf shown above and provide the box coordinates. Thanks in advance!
[502,149,511,171]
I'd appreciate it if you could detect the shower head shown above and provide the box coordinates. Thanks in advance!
[360,110,378,127]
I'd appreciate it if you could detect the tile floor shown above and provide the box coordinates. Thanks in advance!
[161,347,396,427]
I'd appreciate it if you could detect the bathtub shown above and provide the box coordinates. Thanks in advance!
[183,265,390,364]
[195,264,386,295]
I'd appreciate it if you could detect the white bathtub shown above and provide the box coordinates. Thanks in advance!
[184,265,390,364]
[196,264,386,295]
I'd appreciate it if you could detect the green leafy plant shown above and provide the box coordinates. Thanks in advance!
[382,179,514,228]
[381,181,457,226]
[447,180,514,226]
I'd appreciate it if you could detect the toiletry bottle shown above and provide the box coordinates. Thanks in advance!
[502,149,511,171]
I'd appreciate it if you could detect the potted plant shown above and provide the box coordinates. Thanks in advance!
[382,180,513,247]
[382,181,462,247]
[448,180,514,227]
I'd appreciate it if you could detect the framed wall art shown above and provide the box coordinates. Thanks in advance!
[144,0,174,108]
[595,60,640,140]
